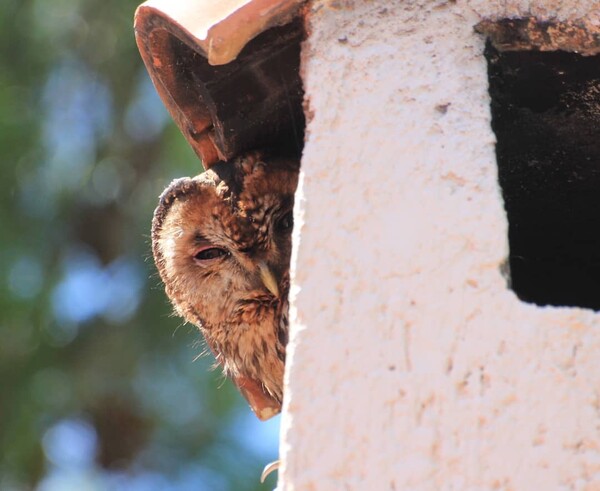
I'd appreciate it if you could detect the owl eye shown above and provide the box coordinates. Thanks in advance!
[276,211,294,232]
[193,247,228,263]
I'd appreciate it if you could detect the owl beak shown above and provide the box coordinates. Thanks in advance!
[258,262,279,298]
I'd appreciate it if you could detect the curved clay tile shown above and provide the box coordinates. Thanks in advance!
[134,0,305,168]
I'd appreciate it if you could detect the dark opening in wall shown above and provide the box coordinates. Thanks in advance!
[485,42,600,310]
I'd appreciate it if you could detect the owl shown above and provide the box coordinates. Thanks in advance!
[151,151,299,420]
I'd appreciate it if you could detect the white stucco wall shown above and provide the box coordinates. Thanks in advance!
[281,1,600,490]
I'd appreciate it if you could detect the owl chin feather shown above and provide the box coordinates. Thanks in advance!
[151,151,299,420]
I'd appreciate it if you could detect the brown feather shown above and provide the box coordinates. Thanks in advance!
[151,151,299,418]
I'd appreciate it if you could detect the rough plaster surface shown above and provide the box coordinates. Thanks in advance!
[280,1,600,490]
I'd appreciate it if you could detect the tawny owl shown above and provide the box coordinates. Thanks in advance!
[151,151,299,420]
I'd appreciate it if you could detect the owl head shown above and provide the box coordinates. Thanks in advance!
[151,151,299,418]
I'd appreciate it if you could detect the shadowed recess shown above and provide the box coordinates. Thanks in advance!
[486,42,600,310]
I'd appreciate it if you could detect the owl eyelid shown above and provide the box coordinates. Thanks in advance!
[192,245,230,264]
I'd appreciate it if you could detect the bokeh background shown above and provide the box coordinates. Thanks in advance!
[0,1,279,489]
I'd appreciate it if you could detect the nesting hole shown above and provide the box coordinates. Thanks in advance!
[486,42,600,310]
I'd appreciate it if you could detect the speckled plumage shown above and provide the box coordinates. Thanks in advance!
[152,152,299,414]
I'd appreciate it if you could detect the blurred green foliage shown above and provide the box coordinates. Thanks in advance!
[0,1,279,489]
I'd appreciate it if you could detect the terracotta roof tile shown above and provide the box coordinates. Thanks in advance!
[134,0,305,168]
[136,0,303,66]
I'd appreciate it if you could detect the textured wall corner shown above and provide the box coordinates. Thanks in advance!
[281,1,600,490]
